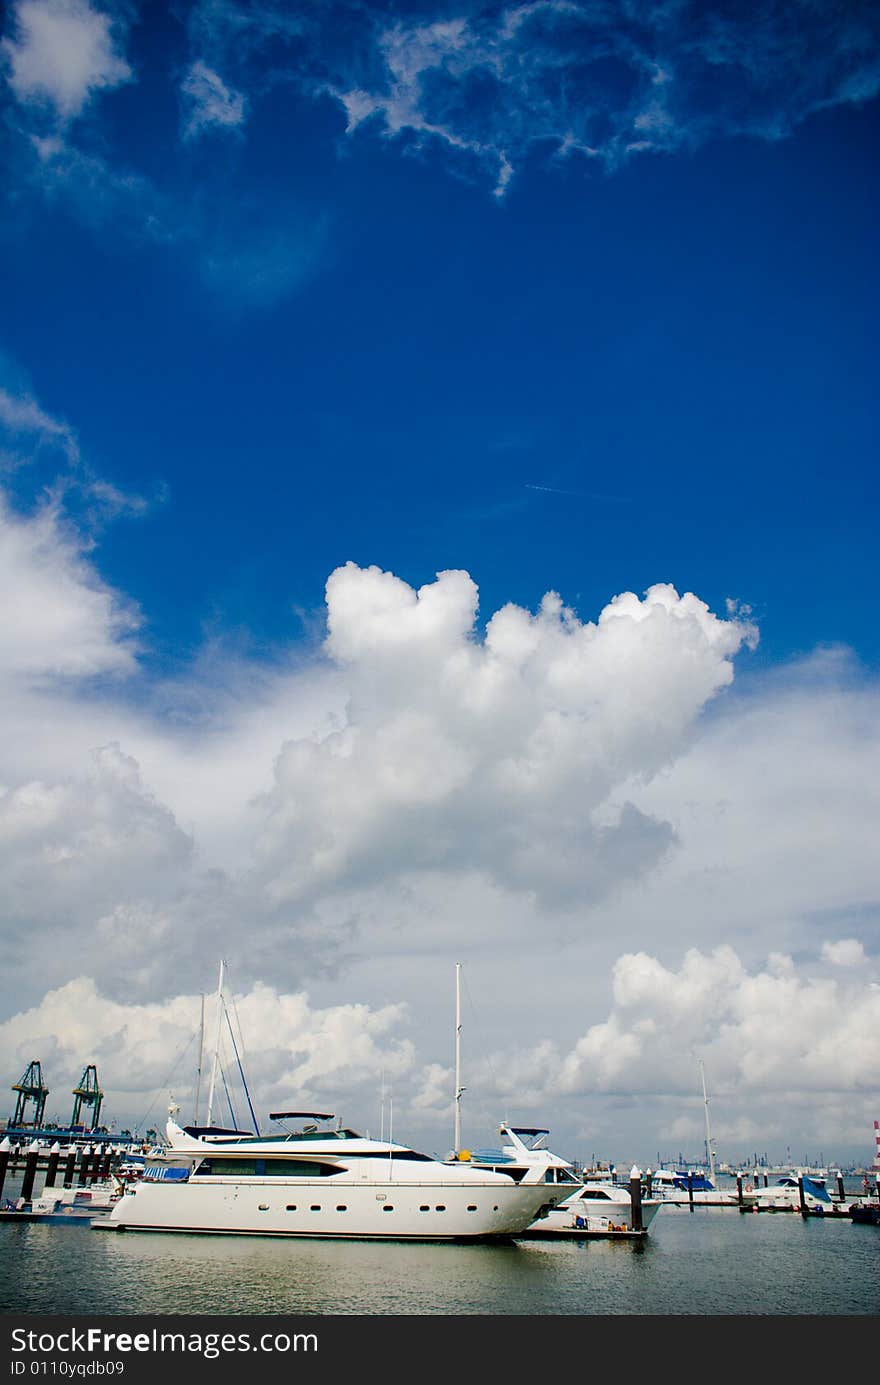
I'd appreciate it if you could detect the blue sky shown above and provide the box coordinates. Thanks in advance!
[0,2,878,1166]
[2,0,877,669]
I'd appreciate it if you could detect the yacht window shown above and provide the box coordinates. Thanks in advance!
[336,1205,347,1212]
[435,1205,446,1212]
[419,1205,430,1212]
[467,1205,477,1212]
[381,1205,394,1212]
[580,1189,612,1200]
[196,1158,341,1177]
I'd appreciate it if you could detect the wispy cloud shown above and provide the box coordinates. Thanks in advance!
[0,384,80,468]
[181,60,247,140]
[525,482,629,502]
[0,379,158,530]
[209,0,880,194]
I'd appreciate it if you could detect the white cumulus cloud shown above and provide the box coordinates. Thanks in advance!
[0,491,140,681]
[254,562,756,909]
[2,0,132,121]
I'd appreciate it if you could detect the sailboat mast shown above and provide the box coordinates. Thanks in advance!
[699,1058,716,1184]
[454,961,463,1154]
[205,959,225,1129]
[193,992,205,1125]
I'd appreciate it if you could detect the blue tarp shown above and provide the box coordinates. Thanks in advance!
[142,1166,190,1182]
[802,1176,831,1202]
[673,1172,715,1192]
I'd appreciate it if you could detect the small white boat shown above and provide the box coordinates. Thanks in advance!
[740,1174,832,1212]
[1,1180,122,1223]
[649,1168,738,1205]
[522,1178,664,1236]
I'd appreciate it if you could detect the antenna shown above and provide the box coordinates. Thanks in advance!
[454,961,465,1154]
[388,1091,394,1179]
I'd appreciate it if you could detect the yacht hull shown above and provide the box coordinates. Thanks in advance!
[106,1177,561,1240]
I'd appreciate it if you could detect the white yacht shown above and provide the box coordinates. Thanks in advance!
[100,1111,570,1240]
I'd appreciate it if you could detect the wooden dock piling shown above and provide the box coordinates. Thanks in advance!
[43,1145,61,1189]
[629,1165,643,1232]
[20,1145,39,1203]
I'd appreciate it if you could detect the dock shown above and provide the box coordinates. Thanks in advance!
[518,1226,648,1241]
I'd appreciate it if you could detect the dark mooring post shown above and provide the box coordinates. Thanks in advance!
[63,1151,76,1187]
[736,1172,744,1206]
[798,1175,808,1216]
[629,1165,643,1232]
[687,1169,694,1210]
[645,1169,653,1199]
[20,1142,40,1204]
[44,1143,61,1189]
[78,1148,92,1186]
[835,1170,845,1204]
[0,1139,10,1202]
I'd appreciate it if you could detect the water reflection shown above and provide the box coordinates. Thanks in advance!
[1,1210,877,1316]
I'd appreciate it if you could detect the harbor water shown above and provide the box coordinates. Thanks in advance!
[2,1199,878,1316]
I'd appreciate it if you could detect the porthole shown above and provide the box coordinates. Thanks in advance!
[336,1205,347,1212]
[419,1205,429,1212]
[285,1205,297,1211]
[258,1204,269,1211]
[435,1204,446,1211]
[310,1204,321,1211]
[467,1205,477,1212]
[382,1205,394,1212]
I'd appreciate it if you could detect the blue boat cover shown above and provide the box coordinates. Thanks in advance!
[802,1176,831,1202]
[674,1172,715,1192]
[142,1166,190,1182]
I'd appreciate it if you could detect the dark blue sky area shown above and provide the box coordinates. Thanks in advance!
[1,2,877,673]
